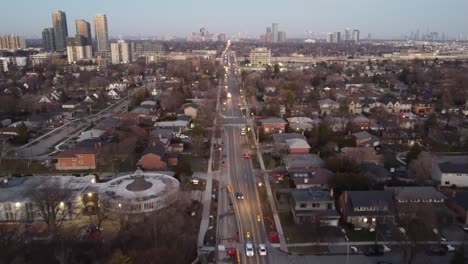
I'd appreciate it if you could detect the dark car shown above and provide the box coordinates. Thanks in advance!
[427,245,447,256]
[236,192,244,200]
[364,245,384,256]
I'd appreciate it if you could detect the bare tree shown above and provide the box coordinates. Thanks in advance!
[407,152,434,184]
[29,177,76,234]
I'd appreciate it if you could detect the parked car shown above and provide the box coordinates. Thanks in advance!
[446,244,456,252]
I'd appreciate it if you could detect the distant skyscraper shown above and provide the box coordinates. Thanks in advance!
[272,23,279,43]
[344,28,352,42]
[217,33,226,42]
[111,40,131,64]
[52,10,68,52]
[66,35,92,64]
[76,19,92,46]
[326,32,333,43]
[42,28,55,51]
[278,31,286,43]
[200,28,207,37]
[94,14,109,53]
[352,30,360,43]
[334,32,341,43]
[0,34,26,50]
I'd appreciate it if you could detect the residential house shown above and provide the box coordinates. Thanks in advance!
[272,133,305,153]
[56,148,96,170]
[106,82,128,92]
[388,186,454,224]
[337,191,395,229]
[107,90,121,100]
[318,98,340,115]
[289,167,333,189]
[328,117,348,132]
[260,118,287,134]
[412,100,434,114]
[291,189,340,226]
[348,100,363,114]
[283,154,324,169]
[180,103,199,118]
[285,138,310,154]
[140,144,168,170]
[287,117,319,132]
[352,131,380,147]
[433,162,468,187]
[351,116,370,130]
[378,97,411,113]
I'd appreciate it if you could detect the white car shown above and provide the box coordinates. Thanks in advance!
[446,244,456,252]
[350,246,358,253]
[382,244,391,252]
[245,243,254,257]
[178,134,189,139]
[398,227,406,234]
[258,244,267,256]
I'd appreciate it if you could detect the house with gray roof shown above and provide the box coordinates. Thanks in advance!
[283,154,324,169]
[337,190,395,229]
[291,188,340,225]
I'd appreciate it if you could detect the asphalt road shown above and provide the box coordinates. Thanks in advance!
[11,97,129,159]
[220,52,269,264]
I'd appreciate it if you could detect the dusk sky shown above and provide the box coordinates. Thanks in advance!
[2,0,468,39]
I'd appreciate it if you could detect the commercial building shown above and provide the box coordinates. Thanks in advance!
[94,14,109,53]
[42,28,55,51]
[434,162,468,187]
[52,10,68,51]
[334,32,341,43]
[217,33,226,42]
[272,23,279,43]
[344,28,352,42]
[250,47,271,67]
[75,19,92,48]
[66,35,93,64]
[0,34,26,50]
[56,148,96,170]
[326,32,333,43]
[111,40,131,64]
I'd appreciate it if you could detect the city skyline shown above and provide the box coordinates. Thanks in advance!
[1,0,468,39]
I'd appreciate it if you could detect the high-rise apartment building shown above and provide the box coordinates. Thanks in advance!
[278,31,287,43]
[344,28,352,42]
[76,19,92,47]
[334,32,341,43]
[352,30,360,43]
[250,47,271,67]
[217,34,226,42]
[66,35,92,64]
[326,32,333,43]
[52,10,68,52]
[111,40,131,64]
[272,23,279,43]
[42,28,55,51]
[0,34,26,50]
[94,14,109,53]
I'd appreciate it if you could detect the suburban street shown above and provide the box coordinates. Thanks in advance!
[216,51,269,263]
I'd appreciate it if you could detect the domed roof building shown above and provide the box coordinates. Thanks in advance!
[99,170,179,222]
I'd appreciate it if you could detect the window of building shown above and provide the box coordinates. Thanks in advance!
[299,203,307,208]
[79,161,83,164]
[328,204,333,210]
[72,158,76,161]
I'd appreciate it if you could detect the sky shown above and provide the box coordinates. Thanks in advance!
[1,0,468,39]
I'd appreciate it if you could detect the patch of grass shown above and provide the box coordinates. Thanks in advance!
[288,246,326,254]
[278,212,319,243]
[347,229,377,242]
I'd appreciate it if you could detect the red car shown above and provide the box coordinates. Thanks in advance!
[243,153,251,159]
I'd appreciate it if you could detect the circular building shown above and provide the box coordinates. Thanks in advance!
[99,170,179,222]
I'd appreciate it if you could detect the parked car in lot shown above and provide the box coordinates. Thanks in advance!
[446,244,456,252]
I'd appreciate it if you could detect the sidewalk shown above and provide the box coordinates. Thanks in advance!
[247,117,288,252]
